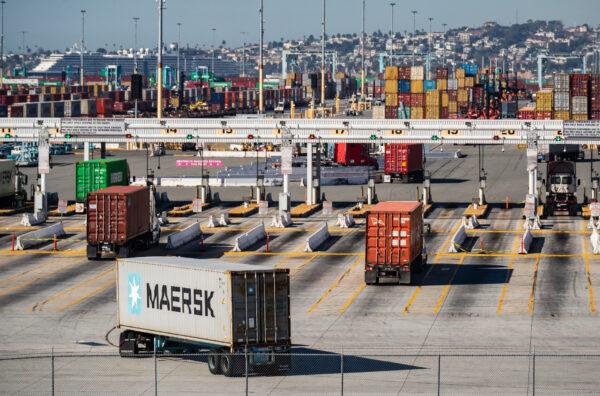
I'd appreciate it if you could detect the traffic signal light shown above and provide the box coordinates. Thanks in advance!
[186,134,193,140]
[369,134,377,141]
[64,133,72,139]
[431,135,440,141]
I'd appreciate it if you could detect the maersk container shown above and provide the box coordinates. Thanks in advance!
[384,144,424,182]
[365,201,426,285]
[116,257,292,376]
[75,158,129,202]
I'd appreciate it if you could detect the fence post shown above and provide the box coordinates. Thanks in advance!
[532,352,536,396]
[51,347,55,396]
[437,354,441,396]
[340,347,344,396]
[154,339,158,396]
[245,346,249,396]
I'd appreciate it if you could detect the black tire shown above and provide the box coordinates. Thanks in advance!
[87,245,99,261]
[208,351,223,375]
[221,353,244,377]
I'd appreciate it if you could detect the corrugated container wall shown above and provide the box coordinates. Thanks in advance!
[76,158,129,202]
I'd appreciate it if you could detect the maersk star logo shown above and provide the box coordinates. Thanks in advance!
[128,273,142,315]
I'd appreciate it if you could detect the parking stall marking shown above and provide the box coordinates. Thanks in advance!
[54,278,115,313]
[581,220,597,314]
[307,256,363,314]
[528,256,541,315]
[432,255,465,314]
[496,220,524,315]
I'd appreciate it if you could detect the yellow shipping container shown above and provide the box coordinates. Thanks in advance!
[442,92,449,107]
[426,90,441,107]
[385,80,399,94]
[572,114,588,121]
[455,68,466,79]
[448,101,458,113]
[536,90,553,112]
[457,89,468,103]
[410,107,424,119]
[457,78,465,88]
[436,79,448,90]
[426,106,440,119]
[384,66,399,80]
[385,93,399,107]
[410,80,424,94]
[553,110,570,120]
[465,76,475,87]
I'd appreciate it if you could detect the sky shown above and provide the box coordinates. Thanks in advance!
[6,0,600,53]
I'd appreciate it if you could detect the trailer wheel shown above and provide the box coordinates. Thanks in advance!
[221,353,243,377]
[87,245,99,261]
[208,350,223,375]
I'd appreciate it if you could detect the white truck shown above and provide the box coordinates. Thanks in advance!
[116,257,292,376]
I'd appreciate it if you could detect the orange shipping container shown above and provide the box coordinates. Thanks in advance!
[365,201,425,285]
[385,80,399,94]
[385,93,399,107]
[384,66,399,80]
[410,80,424,94]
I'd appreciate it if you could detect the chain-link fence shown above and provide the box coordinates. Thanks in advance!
[1,351,600,394]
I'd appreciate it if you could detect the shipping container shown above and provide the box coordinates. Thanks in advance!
[410,80,424,94]
[536,90,553,112]
[384,144,424,182]
[365,201,425,285]
[116,257,292,376]
[334,143,375,166]
[410,66,424,80]
[76,158,130,202]
[384,66,399,81]
[0,159,16,205]
[87,185,158,259]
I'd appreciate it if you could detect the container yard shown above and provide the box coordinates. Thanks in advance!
[1,0,600,393]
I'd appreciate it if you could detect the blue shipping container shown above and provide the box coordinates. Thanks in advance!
[209,92,224,105]
[462,63,478,77]
[398,80,411,93]
[424,80,436,91]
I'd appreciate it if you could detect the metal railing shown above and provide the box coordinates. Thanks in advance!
[1,351,599,394]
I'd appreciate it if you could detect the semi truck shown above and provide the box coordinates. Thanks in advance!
[365,201,427,285]
[86,186,160,259]
[0,159,27,208]
[117,257,292,377]
[383,144,425,183]
[545,161,580,216]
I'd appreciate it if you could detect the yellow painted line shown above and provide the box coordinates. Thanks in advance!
[55,278,115,312]
[581,220,596,314]
[290,256,318,277]
[307,256,363,313]
[432,255,465,314]
[225,251,363,257]
[403,221,460,315]
[0,259,85,297]
[496,231,522,315]
[528,256,541,315]
[468,229,591,235]
[29,268,114,312]
[435,253,584,258]
[0,249,86,256]
[338,283,366,314]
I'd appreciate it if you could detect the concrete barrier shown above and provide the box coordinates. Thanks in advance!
[462,215,480,230]
[449,224,467,253]
[166,223,201,250]
[21,212,47,227]
[588,217,599,230]
[336,213,356,229]
[592,228,600,255]
[219,213,230,226]
[304,223,330,252]
[523,216,542,230]
[271,212,292,228]
[518,227,534,254]
[16,222,66,250]
[157,211,169,226]
[206,213,231,228]
[232,223,266,252]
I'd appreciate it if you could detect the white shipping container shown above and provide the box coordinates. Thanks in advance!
[572,96,588,114]
[0,159,15,199]
[447,79,458,90]
[117,257,291,348]
[553,91,570,111]
[554,73,570,92]
[372,105,385,119]
[410,66,424,80]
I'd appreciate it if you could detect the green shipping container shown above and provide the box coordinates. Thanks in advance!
[75,158,129,202]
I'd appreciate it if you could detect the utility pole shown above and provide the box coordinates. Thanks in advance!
[156,0,164,119]
[80,9,86,86]
[0,1,5,85]
[133,17,139,73]
[241,31,247,77]
[411,10,417,66]
[428,17,433,79]
[321,0,326,108]
[259,0,264,114]
[211,28,216,75]
[389,3,396,65]
[177,22,182,86]
[19,30,25,54]
[442,23,447,66]
[361,0,365,99]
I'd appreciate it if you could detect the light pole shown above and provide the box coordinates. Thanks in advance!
[411,10,417,66]
[19,30,25,55]
[133,17,139,73]
[211,28,216,75]
[361,0,365,99]
[389,2,396,65]
[428,17,433,79]
[177,22,182,86]
[0,1,5,85]
[321,0,326,108]
[156,0,164,119]
[259,0,264,114]
[80,9,86,86]
[241,31,246,77]
[442,23,447,66]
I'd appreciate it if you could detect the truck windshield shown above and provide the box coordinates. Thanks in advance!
[551,177,562,184]
[562,177,572,185]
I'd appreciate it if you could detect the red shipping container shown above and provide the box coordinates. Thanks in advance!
[570,74,590,97]
[384,106,397,119]
[436,67,449,79]
[398,67,411,80]
[590,111,600,120]
[365,201,424,285]
[96,98,114,116]
[384,144,424,181]
[411,93,425,107]
[535,111,552,120]
[334,143,374,166]
[398,93,411,105]
[87,186,151,248]
[518,109,535,119]
[441,107,450,119]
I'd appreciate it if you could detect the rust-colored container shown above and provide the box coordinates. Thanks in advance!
[365,201,424,285]
[87,186,151,247]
